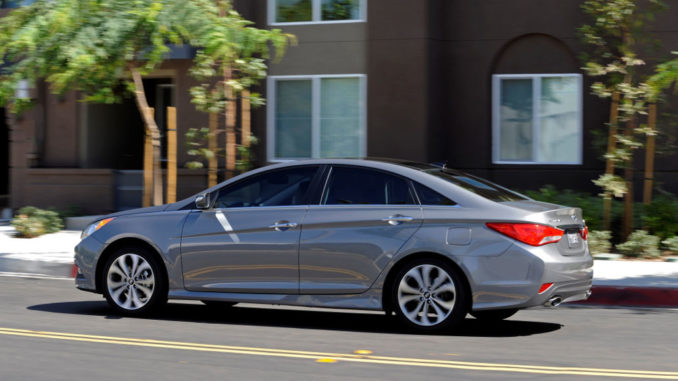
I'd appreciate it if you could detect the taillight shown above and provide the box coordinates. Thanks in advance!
[486,223,564,246]
[580,226,588,240]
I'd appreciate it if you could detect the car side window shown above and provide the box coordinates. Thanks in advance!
[322,166,416,205]
[413,182,457,206]
[214,166,318,208]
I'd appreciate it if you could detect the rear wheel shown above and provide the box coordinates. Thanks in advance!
[102,246,167,315]
[470,309,518,321]
[390,258,468,332]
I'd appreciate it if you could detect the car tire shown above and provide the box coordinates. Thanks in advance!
[102,245,167,315]
[470,309,518,322]
[201,300,237,309]
[390,258,468,332]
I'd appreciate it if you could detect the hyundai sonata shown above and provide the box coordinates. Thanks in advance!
[74,159,593,331]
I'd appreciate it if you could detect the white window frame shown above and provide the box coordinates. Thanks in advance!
[268,0,367,26]
[492,73,583,165]
[267,74,367,162]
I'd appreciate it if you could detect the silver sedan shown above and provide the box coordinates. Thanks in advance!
[74,159,593,331]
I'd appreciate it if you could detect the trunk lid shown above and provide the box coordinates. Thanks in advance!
[502,200,587,256]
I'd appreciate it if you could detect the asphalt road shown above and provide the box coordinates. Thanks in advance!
[1,276,677,380]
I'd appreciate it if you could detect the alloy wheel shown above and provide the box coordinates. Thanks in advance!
[396,264,457,327]
[106,253,155,311]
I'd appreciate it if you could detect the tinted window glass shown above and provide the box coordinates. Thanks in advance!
[215,166,318,208]
[423,168,528,202]
[413,182,456,206]
[322,167,415,205]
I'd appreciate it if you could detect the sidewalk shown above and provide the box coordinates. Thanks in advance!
[1,226,677,307]
[0,226,80,278]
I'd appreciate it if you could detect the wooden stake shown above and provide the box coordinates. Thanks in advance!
[208,112,218,187]
[603,91,621,231]
[242,90,251,148]
[166,106,177,204]
[643,103,657,205]
[225,69,236,179]
[142,107,155,208]
[622,116,636,240]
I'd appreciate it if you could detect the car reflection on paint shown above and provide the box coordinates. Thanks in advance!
[74,158,593,332]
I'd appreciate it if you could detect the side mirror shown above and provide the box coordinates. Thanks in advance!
[195,193,211,209]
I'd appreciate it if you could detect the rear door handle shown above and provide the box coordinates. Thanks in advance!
[269,221,298,231]
[381,215,414,225]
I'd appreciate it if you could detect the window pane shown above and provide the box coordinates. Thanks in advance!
[275,0,312,22]
[321,0,360,20]
[413,182,456,206]
[499,79,533,161]
[323,167,414,205]
[215,167,318,208]
[320,78,361,158]
[423,169,528,202]
[539,77,580,163]
[275,80,312,158]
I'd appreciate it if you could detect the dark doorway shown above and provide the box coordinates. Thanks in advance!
[0,108,8,208]
[85,78,174,211]
[79,78,174,170]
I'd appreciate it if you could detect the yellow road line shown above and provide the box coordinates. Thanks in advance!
[0,327,676,379]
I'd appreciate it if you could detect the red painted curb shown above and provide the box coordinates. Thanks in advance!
[570,286,678,308]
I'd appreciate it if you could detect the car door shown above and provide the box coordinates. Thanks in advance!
[299,165,423,294]
[181,165,321,293]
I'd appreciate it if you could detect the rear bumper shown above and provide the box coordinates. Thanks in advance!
[526,278,593,307]
[467,244,593,311]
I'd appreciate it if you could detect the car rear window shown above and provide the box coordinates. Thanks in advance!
[412,182,457,206]
[422,168,528,202]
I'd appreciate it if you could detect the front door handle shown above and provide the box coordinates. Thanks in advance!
[269,221,298,231]
[381,215,414,225]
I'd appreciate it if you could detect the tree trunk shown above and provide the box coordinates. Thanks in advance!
[131,67,163,206]
[643,103,657,205]
[603,91,620,231]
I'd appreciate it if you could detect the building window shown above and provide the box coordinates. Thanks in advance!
[267,75,366,161]
[269,0,365,25]
[1,0,35,8]
[492,74,583,165]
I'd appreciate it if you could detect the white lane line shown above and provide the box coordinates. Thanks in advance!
[0,253,74,264]
[215,211,240,243]
[0,271,73,280]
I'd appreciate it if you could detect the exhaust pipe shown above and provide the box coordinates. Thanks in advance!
[545,296,562,308]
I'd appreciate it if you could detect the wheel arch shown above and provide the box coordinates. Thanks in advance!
[381,252,473,314]
[95,237,168,293]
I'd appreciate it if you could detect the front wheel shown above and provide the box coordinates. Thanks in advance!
[390,258,468,332]
[102,246,167,315]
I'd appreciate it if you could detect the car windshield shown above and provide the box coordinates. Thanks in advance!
[420,167,528,202]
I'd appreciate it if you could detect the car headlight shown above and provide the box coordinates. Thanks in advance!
[81,218,115,239]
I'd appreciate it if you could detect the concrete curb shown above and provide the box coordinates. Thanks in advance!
[570,286,678,308]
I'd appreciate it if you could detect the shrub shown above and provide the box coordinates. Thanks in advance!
[11,206,63,238]
[616,230,661,259]
[642,196,678,240]
[662,236,678,254]
[587,230,612,255]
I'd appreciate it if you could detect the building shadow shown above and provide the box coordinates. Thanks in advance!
[28,300,563,337]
